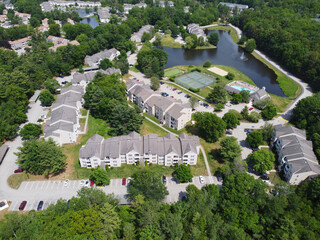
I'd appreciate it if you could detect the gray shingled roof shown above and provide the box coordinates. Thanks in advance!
[274,124,306,139]
[44,121,74,137]
[48,106,78,124]
[166,104,184,119]
[52,92,82,109]
[60,85,84,95]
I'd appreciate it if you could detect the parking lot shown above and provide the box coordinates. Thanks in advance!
[7,176,220,211]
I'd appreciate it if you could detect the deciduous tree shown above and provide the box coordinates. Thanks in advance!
[247,149,275,173]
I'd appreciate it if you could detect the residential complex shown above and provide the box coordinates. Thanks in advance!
[272,125,320,185]
[44,85,84,145]
[79,132,200,168]
[187,23,207,40]
[41,1,101,12]
[123,3,147,14]
[84,48,120,67]
[130,25,153,43]
[218,2,249,13]
[126,80,192,130]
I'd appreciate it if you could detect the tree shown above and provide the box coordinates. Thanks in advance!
[226,73,235,80]
[189,96,198,110]
[174,164,193,183]
[248,111,261,123]
[220,137,242,162]
[141,32,152,42]
[49,24,61,37]
[203,60,211,68]
[184,36,195,49]
[153,33,162,46]
[90,167,110,186]
[15,138,66,175]
[245,39,256,53]
[222,112,240,129]
[128,169,168,201]
[99,58,113,70]
[261,105,277,120]
[193,112,226,143]
[247,150,275,173]
[246,131,264,148]
[108,104,144,136]
[44,78,60,94]
[215,103,224,111]
[19,123,42,139]
[232,94,242,104]
[240,90,250,103]
[208,86,228,104]
[39,90,55,106]
[100,202,121,238]
[241,106,249,119]
[208,32,219,46]
[150,76,160,90]
[137,48,168,77]
[260,123,274,143]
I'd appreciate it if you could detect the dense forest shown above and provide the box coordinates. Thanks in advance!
[231,0,320,90]
[1,172,319,239]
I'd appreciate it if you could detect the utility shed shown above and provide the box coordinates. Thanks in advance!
[30,90,41,103]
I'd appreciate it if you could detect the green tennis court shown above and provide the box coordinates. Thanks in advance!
[164,68,184,77]
[175,72,216,89]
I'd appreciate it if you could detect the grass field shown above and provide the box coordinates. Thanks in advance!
[7,173,29,189]
[268,172,285,185]
[140,118,168,137]
[164,68,184,77]
[161,34,183,48]
[191,151,208,176]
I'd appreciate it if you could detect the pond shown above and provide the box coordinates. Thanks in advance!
[159,30,285,96]
[73,8,95,18]
[80,18,99,28]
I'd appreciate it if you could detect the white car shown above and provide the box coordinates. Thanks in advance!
[64,179,70,187]
[80,180,85,186]
[199,176,205,184]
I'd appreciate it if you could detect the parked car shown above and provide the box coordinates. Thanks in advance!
[162,176,166,184]
[172,88,177,91]
[84,180,90,187]
[185,94,191,98]
[203,103,209,107]
[80,179,85,186]
[0,201,6,208]
[61,81,68,85]
[37,201,44,211]
[226,129,232,135]
[177,91,183,94]
[249,107,254,111]
[122,178,127,185]
[199,176,205,184]
[252,147,259,152]
[127,177,132,185]
[19,201,27,211]
[14,168,23,173]
[64,179,70,187]
[59,75,64,78]
[90,180,95,187]
[216,174,223,182]
[160,81,164,85]
[260,173,270,180]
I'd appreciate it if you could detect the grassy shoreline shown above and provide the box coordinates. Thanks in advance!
[160,34,216,49]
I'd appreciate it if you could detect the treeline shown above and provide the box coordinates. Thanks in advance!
[1,172,320,239]
[232,3,320,90]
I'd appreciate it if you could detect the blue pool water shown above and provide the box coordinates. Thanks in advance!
[231,85,255,93]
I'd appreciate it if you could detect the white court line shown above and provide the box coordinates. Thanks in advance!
[51,181,56,190]
[41,181,46,190]
[22,182,29,190]
[29,182,35,191]
[45,181,50,190]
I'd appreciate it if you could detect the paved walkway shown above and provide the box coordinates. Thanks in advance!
[144,116,178,137]
[162,80,206,100]
[78,110,90,134]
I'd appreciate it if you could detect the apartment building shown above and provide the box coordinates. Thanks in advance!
[84,48,120,67]
[126,80,192,130]
[79,132,200,168]
[218,2,249,13]
[130,25,153,43]
[272,125,320,185]
[187,23,207,40]
[71,68,121,86]
[97,7,111,23]
[123,3,147,14]
[41,1,101,12]
[44,85,84,145]
[8,36,31,50]
[14,11,30,24]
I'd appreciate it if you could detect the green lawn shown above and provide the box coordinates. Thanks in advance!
[81,109,87,116]
[140,118,168,137]
[191,151,208,176]
[161,34,183,48]
[268,171,285,185]
[200,138,224,175]
[164,68,184,77]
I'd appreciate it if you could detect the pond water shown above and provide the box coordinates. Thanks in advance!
[158,30,285,96]
[73,8,95,18]
[80,17,99,28]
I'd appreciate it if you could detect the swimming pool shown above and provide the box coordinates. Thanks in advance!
[231,85,255,94]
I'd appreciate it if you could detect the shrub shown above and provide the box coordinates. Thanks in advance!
[203,60,211,68]
[248,111,262,123]
[226,73,235,80]
[189,87,200,93]
[169,77,175,82]
[191,68,201,72]
[215,103,224,111]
